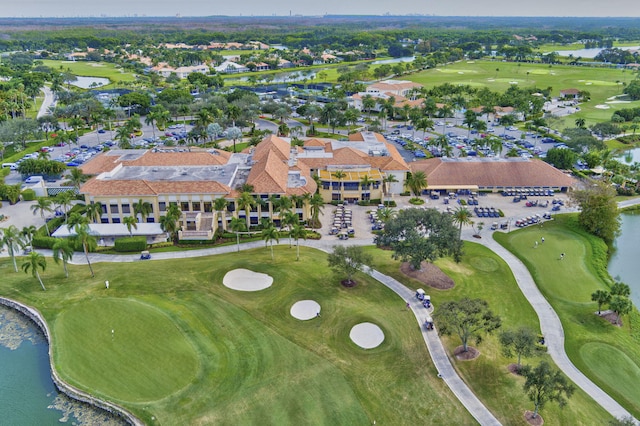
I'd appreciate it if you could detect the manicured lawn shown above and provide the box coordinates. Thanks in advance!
[364,242,612,425]
[404,60,640,129]
[0,246,472,425]
[40,60,137,88]
[494,215,640,418]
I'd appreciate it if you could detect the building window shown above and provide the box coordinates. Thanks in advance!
[101,204,108,214]
[344,182,359,191]
[146,217,155,223]
[121,204,131,214]
[101,217,109,224]
[331,182,340,190]
[181,202,190,211]
[332,193,341,201]
[112,217,121,223]
[158,202,166,212]
[110,204,119,214]
[204,202,212,212]
[192,202,202,212]
[322,182,330,190]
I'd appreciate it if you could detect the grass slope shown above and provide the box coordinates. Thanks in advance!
[0,246,471,425]
[494,215,640,418]
[365,242,612,425]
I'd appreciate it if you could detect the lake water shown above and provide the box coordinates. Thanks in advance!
[372,56,415,64]
[0,305,127,425]
[617,147,640,164]
[69,76,110,89]
[608,211,640,309]
[550,46,640,59]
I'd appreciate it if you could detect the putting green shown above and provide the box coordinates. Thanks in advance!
[580,342,640,407]
[53,298,198,402]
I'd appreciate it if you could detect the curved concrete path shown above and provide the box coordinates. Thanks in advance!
[467,228,638,423]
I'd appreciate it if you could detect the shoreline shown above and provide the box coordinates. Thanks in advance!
[0,297,144,426]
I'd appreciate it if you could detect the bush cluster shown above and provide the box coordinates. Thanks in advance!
[114,236,147,252]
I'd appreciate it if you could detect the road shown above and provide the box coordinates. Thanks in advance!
[37,86,56,119]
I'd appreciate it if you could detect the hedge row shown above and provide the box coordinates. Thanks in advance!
[114,236,147,252]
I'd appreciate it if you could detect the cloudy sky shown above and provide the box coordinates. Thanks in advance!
[1,0,639,17]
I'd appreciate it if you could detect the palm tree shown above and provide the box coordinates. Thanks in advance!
[229,216,247,252]
[290,224,307,261]
[452,207,473,237]
[74,223,97,277]
[1,225,24,272]
[309,193,325,229]
[52,238,74,278]
[376,207,396,223]
[332,170,347,201]
[31,197,53,236]
[281,211,299,247]
[55,191,74,221]
[237,191,256,230]
[21,225,37,247]
[115,126,131,148]
[575,117,586,129]
[213,198,228,230]
[262,225,280,260]
[21,251,47,291]
[123,216,138,236]
[83,202,103,224]
[133,199,153,223]
[383,174,399,202]
[405,171,428,197]
[160,214,179,243]
[68,168,86,191]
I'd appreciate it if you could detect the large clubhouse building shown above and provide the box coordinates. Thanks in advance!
[78,132,574,240]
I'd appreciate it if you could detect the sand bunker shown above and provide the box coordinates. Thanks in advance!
[223,269,273,291]
[350,322,385,349]
[595,104,611,110]
[290,300,321,320]
[509,81,518,84]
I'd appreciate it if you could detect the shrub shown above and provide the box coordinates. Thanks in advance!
[383,200,397,207]
[32,235,58,249]
[114,236,147,252]
[400,191,411,196]
[21,189,36,201]
[409,197,425,205]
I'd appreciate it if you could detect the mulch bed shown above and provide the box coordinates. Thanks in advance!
[598,311,622,327]
[454,345,480,361]
[524,411,544,426]
[400,261,455,290]
[341,279,357,288]
[507,363,522,375]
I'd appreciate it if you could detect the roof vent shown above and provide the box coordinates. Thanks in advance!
[152,167,158,172]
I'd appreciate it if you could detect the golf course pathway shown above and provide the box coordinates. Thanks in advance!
[475,232,637,423]
[56,239,502,425]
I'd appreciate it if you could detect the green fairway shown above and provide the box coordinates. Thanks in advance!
[40,60,137,87]
[404,60,640,129]
[0,246,471,425]
[365,242,612,425]
[495,216,640,418]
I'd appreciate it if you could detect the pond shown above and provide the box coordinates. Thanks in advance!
[549,46,640,59]
[616,147,640,165]
[69,76,111,89]
[608,211,640,309]
[371,56,415,65]
[0,305,127,425]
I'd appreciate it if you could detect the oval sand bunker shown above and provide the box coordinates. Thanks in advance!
[223,268,273,291]
[290,300,321,320]
[350,322,385,349]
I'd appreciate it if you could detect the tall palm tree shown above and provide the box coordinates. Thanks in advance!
[229,216,247,252]
[74,223,97,278]
[262,225,280,260]
[123,216,138,236]
[281,211,299,247]
[237,191,256,231]
[332,170,347,202]
[452,207,473,237]
[55,191,74,221]
[21,225,37,247]
[160,214,179,243]
[383,174,399,202]
[1,225,24,272]
[68,168,86,192]
[309,193,324,229]
[405,171,428,197]
[52,238,74,278]
[133,199,153,223]
[213,198,228,230]
[82,202,103,224]
[31,197,53,236]
[290,224,307,261]
[21,251,47,291]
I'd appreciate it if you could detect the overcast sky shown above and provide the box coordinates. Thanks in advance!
[1,1,639,18]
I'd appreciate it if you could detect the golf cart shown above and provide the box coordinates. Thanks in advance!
[416,288,425,300]
[140,250,151,260]
[422,295,431,308]
[424,316,434,330]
